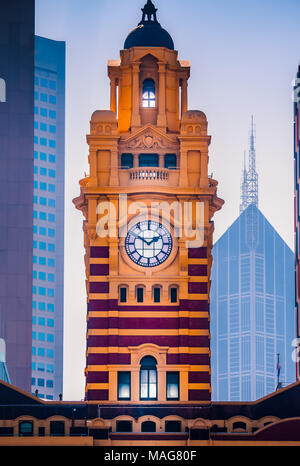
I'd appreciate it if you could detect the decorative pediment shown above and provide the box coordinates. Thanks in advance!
[120,125,178,152]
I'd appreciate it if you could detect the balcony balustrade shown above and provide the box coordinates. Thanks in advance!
[119,167,179,187]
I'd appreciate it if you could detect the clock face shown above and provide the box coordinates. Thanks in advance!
[125,220,173,268]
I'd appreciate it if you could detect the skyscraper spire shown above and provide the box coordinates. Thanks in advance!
[240,150,248,214]
[247,115,259,207]
[240,116,259,213]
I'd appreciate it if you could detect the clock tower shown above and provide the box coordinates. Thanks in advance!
[74,0,223,414]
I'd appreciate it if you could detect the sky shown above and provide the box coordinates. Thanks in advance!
[35,0,300,401]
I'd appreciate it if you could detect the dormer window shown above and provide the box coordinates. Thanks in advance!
[142,79,155,108]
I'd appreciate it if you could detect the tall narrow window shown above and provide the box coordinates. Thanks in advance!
[170,287,178,303]
[166,372,179,400]
[142,79,155,108]
[153,287,161,303]
[140,356,157,400]
[137,287,144,303]
[120,287,127,303]
[118,372,131,400]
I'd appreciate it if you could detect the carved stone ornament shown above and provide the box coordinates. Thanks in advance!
[144,135,154,147]
[125,129,177,150]
[87,227,98,242]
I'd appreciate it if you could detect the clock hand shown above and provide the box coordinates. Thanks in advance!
[147,236,160,245]
[130,231,146,241]
[133,233,160,245]
[134,234,150,244]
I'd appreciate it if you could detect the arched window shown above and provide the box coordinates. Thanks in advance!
[232,421,247,431]
[142,79,155,108]
[116,420,132,432]
[165,420,181,432]
[50,420,65,436]
[136,285,145,303]
[153,285,162,303]
[141,421,156,432]
[169,285,178,303]
[140,356,157,400]
[19,421,33,437]
[119,285,128,303]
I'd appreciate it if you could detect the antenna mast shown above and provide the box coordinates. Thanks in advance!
[240,115,259,213]
[240,150,248,213]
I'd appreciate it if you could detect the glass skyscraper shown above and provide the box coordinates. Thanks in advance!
[294,64,300,381]
[210,205,295,401]
[0,339,11,385]
[0,0,34,392]
[31,36,65,400]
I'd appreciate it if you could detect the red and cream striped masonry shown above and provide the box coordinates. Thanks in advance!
[85,245,211,402]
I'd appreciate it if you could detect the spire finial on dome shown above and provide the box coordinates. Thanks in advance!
[140,0,158,24]
[124,0,174,50]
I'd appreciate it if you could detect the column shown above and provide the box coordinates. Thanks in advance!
[131,62,141,128]
[159,153,165,169]
[87,196,98,243]
[181,78,188,118]
[108,195,119,276]
[109,149,119,186]
[179,148,188,187]
[180,369,189,402]
[88,149,98,186]
[133,153,139,168]
[110,77,117,115]
[108,369,118,401]
[158,368,166,401]
[200,149,209,188]
[88,196,98,228]
[157,62,167,128]
[131,367,140,402]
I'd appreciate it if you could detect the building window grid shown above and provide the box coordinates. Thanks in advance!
[229,337,240,374]
[266,337,275,373]
[229,298,239,334]
[240,256,250,293]
[212,215,295,402]
[32,69,59,398]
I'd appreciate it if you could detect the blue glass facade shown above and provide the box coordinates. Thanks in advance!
[211,205,295,401]
[0,0,34,392]
[0,339,11,385]
[294,66,300,381]
[32,37,65,400]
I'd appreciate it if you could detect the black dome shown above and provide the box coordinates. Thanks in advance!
[124,23,174,50]
[124,0,174,50]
